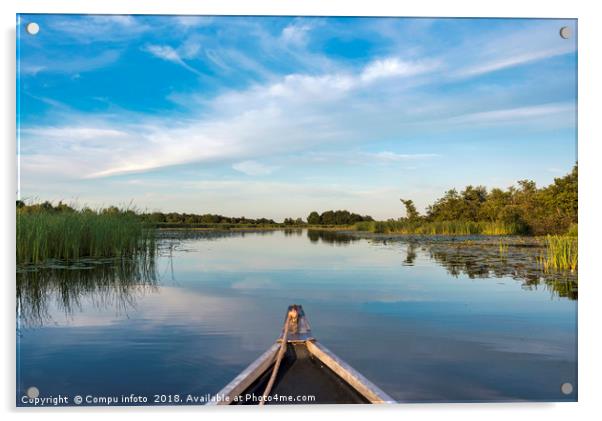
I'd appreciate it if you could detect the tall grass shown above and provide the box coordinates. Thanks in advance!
[17,210,155,265]
[566,223,578,237]
[539,235,578,272]
[354,220,520,236]
[498,240,509,257]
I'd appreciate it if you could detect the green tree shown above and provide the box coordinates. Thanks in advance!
[307,211,322,225]
[460,185,487,220]
[400,199,420,220]
[479,188,511,222]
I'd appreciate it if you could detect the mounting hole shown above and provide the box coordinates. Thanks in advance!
[26,22,40,36]
[561,382,573,395]
[559,26,571,39]
[26,386,39,398]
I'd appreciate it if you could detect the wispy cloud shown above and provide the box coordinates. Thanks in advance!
[456,47,574,78]
[360,58,440,82]
[46,15,150,42]
[23,126,128,140]
[447,102,574,124]
[18,16,577,217]
[452,21,576,79]
[281,21,313,46]
[368,151,441,162]
[232,160,277,176]
[20,50,122,76]
[175,16,214,28]
[20,54,573,181]
[143,44,202,76]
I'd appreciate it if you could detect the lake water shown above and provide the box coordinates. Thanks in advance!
[16,230,577,405]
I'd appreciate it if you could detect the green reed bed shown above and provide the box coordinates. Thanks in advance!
[539,235,578,273]
[17,210,155,265]
[354,220,520,236]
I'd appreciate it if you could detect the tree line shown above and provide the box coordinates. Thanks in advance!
[142,212,276,225]
[306,210,374,225]
[16,202,277,225]
[399,164,577,235]
[17,164,576,235]
[16,201,373,227]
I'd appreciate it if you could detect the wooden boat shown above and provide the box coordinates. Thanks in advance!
[207,304,395,405]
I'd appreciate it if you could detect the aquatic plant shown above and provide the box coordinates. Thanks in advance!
[539,235,578,273]
[354,221,374,232]
[17,209,155,265]
[566,223,578,237]
[17,254,158,327]
[499,240,509,257]
[353,220,520,236]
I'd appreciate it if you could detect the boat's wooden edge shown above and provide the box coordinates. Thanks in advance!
[305,340,396,404]
[205,342,280,405]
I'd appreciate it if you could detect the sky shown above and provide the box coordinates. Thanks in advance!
[16,15,577,221]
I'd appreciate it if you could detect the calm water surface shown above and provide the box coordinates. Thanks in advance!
[17,230,577,404]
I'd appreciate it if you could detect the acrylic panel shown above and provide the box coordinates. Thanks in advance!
[16,15,578,407]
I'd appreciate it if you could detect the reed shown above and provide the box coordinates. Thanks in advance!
[566,223,578,237]
[498,240,509,256]
[539,235,578,272]
[354,220,520,236]
[17,209,155,265]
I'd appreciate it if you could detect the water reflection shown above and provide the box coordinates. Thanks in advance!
[17,255,158,327]
[307,229,357,245]
[403,242,418,266]
[17,230,578,329]
[424,242,578,300]
[16,229,577,403]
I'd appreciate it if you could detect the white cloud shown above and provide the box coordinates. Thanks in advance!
[281,22,312,46]
[143,44,202,75]
[447,103,574,124]
[368,151,441,162]
[19,54,573,183]
[456,47,574,78]
[90,15,137,27]
[21,50,122,76]
[48,15,150,42]
[180,39,201,59]
[452,22,576,78]
[144,45,181,62]
[22,127,128,140]
[303,151,439,165]
[175,16,214,28]
[20,64,45,75]
[360,58,439,82]
[212,56,437,109]
[232,161,277,176]
[18,18,578,218]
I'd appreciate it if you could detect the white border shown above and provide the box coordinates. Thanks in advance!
[2,1,601,421]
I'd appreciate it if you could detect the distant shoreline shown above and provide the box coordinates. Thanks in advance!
[156,225,546,245]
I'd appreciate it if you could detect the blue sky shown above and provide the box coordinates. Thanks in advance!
[17,15,577,220]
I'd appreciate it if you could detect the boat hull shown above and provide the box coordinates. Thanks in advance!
[207,305,395,405]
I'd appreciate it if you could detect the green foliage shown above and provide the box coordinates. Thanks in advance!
[283,217,305,226]
[377,165,577,236]
[307,211,321,225]
[141,211,276,225]
[17,205,155,265]
[354,221,375,232]
[373,221,388,234]
[354,219,519,235]
[306,210,373,226]
[400,199,420,220]
[539,235,578,272]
